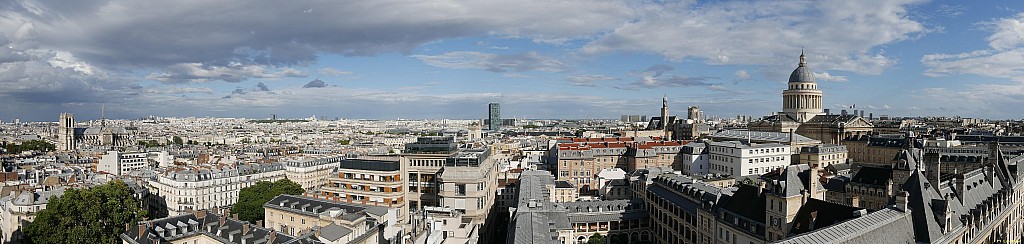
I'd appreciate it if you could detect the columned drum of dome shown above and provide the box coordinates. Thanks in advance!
[782,51,823,123]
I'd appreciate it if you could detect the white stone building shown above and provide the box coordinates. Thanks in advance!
[283,155,341,191]
[707,141,791,179]
[148,163,286,216]
[97,151,149,176]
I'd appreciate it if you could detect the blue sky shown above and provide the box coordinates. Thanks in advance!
[1,0,1023,121]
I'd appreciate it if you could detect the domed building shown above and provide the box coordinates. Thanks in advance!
[749,51,873,144]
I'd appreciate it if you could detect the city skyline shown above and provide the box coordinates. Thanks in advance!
[2,1,1024,122]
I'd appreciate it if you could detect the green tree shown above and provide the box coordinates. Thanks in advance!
[24,180,147,244]
[338,139,350,145]
[587,233,605,244]
[172,136,184,145]
[4,140,56,154]
[231,179,304,224]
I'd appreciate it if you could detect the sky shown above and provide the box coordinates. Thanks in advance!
[1,0,1024,122]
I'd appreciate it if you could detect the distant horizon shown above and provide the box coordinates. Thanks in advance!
[6,112,1020,123]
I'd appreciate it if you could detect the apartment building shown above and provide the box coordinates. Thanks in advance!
[283,155,341,190]
[436,148,499,229]
[320,159,405,225]
[263,194,399,243]
[98,151,149,176]
[148,163,286,216]
[0,187,65,243]
[626,141,686,172]
[401,137,454,212]
[707,141,791,179]
[122,209,318,244]
[798,144,847,168]
[680,142,709,175]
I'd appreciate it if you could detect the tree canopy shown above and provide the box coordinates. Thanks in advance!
[231,178,304,224]
[3,140,55,154]
[24,180,147,244]
[587,233,605,244]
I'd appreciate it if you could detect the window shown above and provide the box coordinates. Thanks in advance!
[456,184,467,196]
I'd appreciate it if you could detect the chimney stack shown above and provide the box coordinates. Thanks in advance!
[895,191,909,212]
[809,166,819,199]
[138,223,148,238]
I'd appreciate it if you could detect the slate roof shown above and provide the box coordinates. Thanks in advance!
[777,207,916,244]
[763,164,824,198]
[803,114,871,127]
[850,165,893,186]
[719,185,765,221]
[264,194,384,222]
[508,170,572,244]
[788,198,864,235]
[121,211,309,244]
[710,129,818,144]
[903,171,963,243]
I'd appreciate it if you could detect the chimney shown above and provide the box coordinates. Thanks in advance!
[138,223,148,238]
[232,213,239,220]
[194,210,207,220]
[924,152,941,187]
[269,230,277,243]
[841,109,848,116]
[808,166,819,199]
[758,180,766,195]
[256,220,263,228]
[242,224,250,235]
[895,191,908,212]
[788,129,795,146]
[219,214,226,226]
[987,141,999,165]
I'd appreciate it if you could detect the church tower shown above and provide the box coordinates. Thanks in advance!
[782,50,823,123]
[661,95,670,139]
[58,113,76,151]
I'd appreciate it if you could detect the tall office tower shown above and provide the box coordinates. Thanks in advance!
[488,103,500,131]
[687,106,703,122]
[58,113,75,151]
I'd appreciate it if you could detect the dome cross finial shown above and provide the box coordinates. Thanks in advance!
[799,48,807,67]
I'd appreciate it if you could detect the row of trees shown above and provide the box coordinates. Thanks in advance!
[2,140,55,154]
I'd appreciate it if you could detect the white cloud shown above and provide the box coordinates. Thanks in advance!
[413,51,567,73]
[814,72,848,82]
[582,0,928,75]
[146,63,308,83]
[923,13,1024,81]
[734,70,751,80]
[566,74,616,87]
[318,67,352,76]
